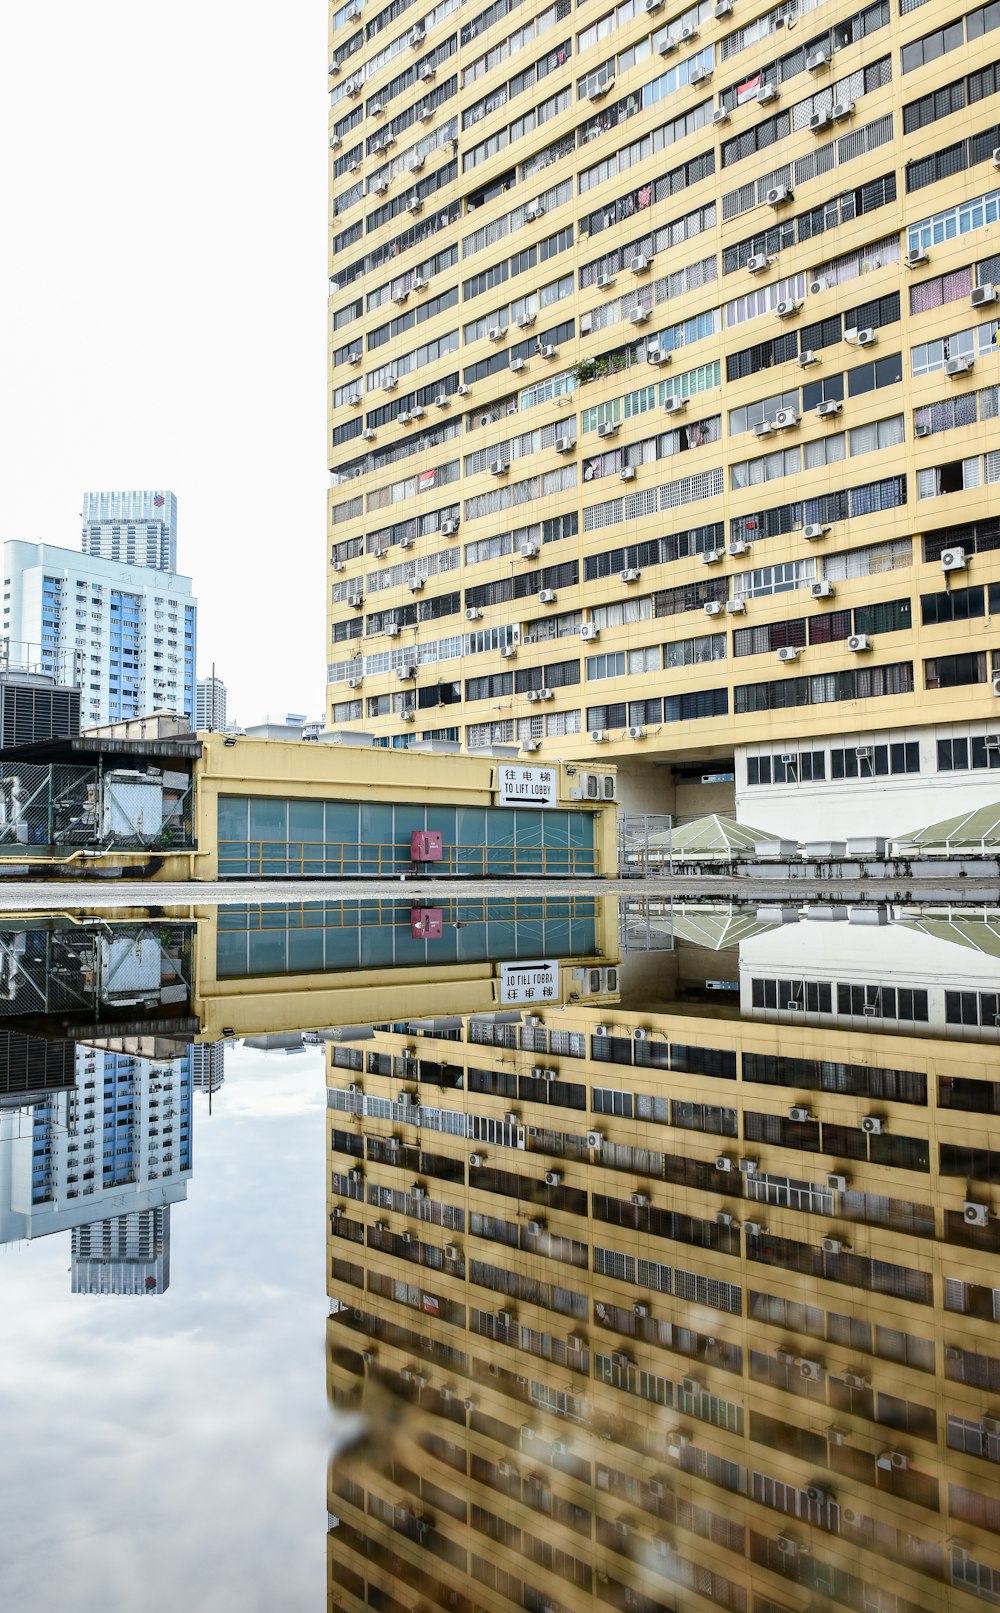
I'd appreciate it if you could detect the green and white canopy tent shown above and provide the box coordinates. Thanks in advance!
[892,803,1000,857]
[658,814,784,860]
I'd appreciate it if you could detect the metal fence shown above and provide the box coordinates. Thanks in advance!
[618,814,673,877]
[0,762,194,855]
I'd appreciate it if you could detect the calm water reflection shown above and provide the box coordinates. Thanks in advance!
[1,900,998,1612]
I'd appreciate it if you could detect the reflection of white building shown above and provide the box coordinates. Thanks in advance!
[72,1206,171,1295]
[190,1042,226,1094]
[0,1047,192,1250]
[739,910,1000,1042]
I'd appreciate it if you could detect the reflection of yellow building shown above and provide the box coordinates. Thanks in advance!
[326,986,1000,1613]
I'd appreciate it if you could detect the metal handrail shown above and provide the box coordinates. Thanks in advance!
[218,838,600,878]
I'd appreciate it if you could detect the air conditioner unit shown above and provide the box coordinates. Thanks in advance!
[807,46,830,70]
[630,254,652,274]
[522,738,541,751]
[544,1171,562,1187]
[598,421,619,438]
[386,622,401,637]
[346,79,362,97]
[515,313,536,331]
[500,645,516,660]
[914,421,931,437]
[347,350,363,366]
[397,664,417,680]
[690,65,711,83]
[440,517,459,535]
[663,394,686,414]
[757,81,778,103]
[538,688,554,701]
[539,343,557,360]
[904,248,928,269]
[419,104,434,120]
[789,1107,812,1123]
[753,420,774,438]
[726,598,745,614]
[831,100,854,120]
[370,102,384,118]
[519,541,539,558]
[777,646,800,662]
[747,254,773,274]
[581,623,600,641]
[803,522,829,540]
[410,405,425,419]
[993,674,1000,696]
[680,20,699,37]
[659,34,678,54]
[798,1358,821,1380]
[647,348,670,366]
[702,547,724,565]
[619,466,636,481]
[729,539,749,556]
[964,1201,989,1226]
[538,588,556,604]
[630,1193,649,1208]
[409,576,425,591]
[621,567,641,582]
[347,675,363,689]
[408,153,425,173]
[703,600,723,616]
[596,272,616,291]
[941,546,967,572]
[525,202,545,222]
[774,408,799,429]
[490,459,510,476]
[629,305,651,326]
[348,592,364,608]
[555,434,576,452]
[405,194,423,214]
[846,326,876,346]
[332,559,345,572]
[811,580,834,599]
[372,175,389,194]
[645,0,665,11]
[590,728,608,743]
[861,1115,882,1135]
[971,283,998,308]
[821,1237,842,1255]
[713,106,731,125]
[466,606,482,621]
[808,109,831,131]
[946,355,974,376]
[526,689,540,703]
[715,1155,734,1173]
[392,290,409,305]
[816,399,842,418]
[487,325,506,342]
[434,392,449,408]
[409,25,425,44]
[739,1158,757,1174]
[510,357,526,372]
[775,298,800,318]
[715,0,733,14]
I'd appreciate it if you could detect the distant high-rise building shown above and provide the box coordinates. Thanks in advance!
[71,1206,171,1296]
[196,675,228,731]
[82,490,177,573]
[3,541,197,728]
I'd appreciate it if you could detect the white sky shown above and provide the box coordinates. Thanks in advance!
[0,2,329,727]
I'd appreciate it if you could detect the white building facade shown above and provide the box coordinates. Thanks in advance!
[3,541,197,729]
[81,490,177,573]
[195,675,227,731]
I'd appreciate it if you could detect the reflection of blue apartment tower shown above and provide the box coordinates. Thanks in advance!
[2,1046,192,1294]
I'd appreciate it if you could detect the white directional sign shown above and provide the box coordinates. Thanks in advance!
[499,960,559,1005]
[497,764,557,807]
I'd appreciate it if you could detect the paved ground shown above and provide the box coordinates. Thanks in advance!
[0,874,996,910]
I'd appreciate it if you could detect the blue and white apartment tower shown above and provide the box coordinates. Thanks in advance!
[82,490,178,573]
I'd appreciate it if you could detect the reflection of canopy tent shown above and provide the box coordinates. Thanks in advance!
[895,911,1000,958]
[661,815,780,859]
[669,905,780,949]
[893,803,1000,856]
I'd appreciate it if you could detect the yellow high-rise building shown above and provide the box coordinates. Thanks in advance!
[327,0,1000,840]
